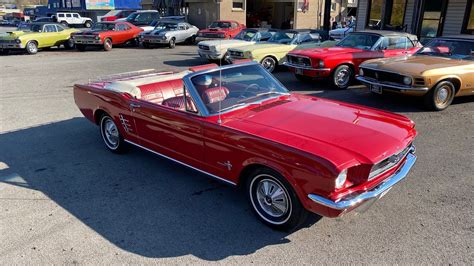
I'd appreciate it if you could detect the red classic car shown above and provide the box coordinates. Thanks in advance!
[285,31,421,89]
[71,22,143,51]
[73,62,417,230]
[195,20,246,42]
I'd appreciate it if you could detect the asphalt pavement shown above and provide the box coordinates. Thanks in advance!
[0,34,473,264]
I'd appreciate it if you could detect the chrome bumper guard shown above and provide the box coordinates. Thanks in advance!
[308,147,416,211]
[283,62,330,71]
[357,76,429,92]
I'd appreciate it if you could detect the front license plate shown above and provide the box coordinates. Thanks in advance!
[295,68,303,75]
[371,84,382,94]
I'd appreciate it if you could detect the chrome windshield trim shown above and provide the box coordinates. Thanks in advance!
[357,76,429,91]
[308,147,416,210]
[124,140,237,186]
[182,61,290,117]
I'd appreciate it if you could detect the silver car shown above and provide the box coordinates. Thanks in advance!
[139,21,199,49]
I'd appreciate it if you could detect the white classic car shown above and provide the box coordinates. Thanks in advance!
[197,28,275,62]
[139,20,199,48]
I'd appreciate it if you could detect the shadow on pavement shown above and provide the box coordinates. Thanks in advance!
[0,118,320,260]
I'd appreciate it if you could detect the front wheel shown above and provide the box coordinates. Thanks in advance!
[100,114,127,153]
[246,168,309,231]
[423,81,456,111]
[103,38,112,51]
[261,56,277,73]
[25,41,38,54]
[168,38,176,48]
[331,65,353,89]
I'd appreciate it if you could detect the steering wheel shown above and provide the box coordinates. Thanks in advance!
[240,83,262,98]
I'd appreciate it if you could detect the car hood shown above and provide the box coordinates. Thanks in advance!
[232,43,293,53]
[199,28,230,34]
[289,46,364,59]
[199,39,252,50]
[361,55,474,75]
[73,30,105,35]
[224,94,416,168]
[0,31,27,39]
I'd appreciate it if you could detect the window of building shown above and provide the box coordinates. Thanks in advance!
[232,0,245,10]
[331,3,337,12]
[367,0,383,29]
[387,0,407,27]
[462,0,474,34]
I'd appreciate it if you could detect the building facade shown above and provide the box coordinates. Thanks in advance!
[356,0,474,40]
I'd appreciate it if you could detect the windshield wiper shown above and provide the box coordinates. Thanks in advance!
[237,91,288,103]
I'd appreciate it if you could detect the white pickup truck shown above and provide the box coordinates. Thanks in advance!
[56,12,93,28]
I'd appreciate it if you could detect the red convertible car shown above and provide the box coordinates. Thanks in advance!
[74,62,417,230]
[195,20,246,42]
[285,31,421,89]
[71,21,143,51]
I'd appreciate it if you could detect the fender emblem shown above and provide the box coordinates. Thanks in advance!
[217,160,232,171]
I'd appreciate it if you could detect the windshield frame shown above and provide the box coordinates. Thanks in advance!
[335,33,382,50]
[234,29,259,41]
[183,62,290,117]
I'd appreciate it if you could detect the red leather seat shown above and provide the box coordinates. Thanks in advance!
[202,87,229,104]
[138,79,184,104]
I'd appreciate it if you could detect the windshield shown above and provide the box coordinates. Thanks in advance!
[190,64,289,115]
[336,34,380,50]
[17,23,42,32]
[234,30,257,41]
[210,21,231,28]
[92,23,115,31]
[154,22,178,30]
[126,13,138,21]
[415,39,474,60]
[268,31,296,44]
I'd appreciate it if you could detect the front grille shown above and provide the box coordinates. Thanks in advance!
[369,144,412,180]
[362,68,405,84]
[287,55,311,67]
[0,39,16,44]
[229,50,243,58]
[198,44,209,50]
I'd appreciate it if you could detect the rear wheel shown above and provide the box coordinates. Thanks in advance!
[261,56,277,73]
[25,41,38,54]
[168,38,176,48]
[100,114,127,153]
[61,21,68,27]
[246,168,309,231]
[84,21,92,28]
[423,81,455,111]
[103,38,112,51]
[331,64,353,89]
[63,38,75,49]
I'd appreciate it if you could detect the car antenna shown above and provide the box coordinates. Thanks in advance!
[217,35,223,125]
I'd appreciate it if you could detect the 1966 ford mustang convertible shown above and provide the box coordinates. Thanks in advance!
[74,62,417,230]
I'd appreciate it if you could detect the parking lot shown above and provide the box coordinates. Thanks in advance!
[0,31,473,263]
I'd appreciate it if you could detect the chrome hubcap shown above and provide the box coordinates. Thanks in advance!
[28,42,37,53]
[103,118,119,148]
[262,58,275,71]
[256,179,289,217]
[105,41,111,49]
[437,87,449,103]
[336,67,351,86]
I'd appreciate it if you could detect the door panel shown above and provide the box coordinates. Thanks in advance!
[131,101,204,167]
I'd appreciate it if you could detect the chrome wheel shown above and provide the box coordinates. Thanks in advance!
[104,39,112,51]
[169,38,176,48]
[261,57,276,72]
[424,81,455,111]
[333,65,352,88]
[26,41,38,54]
[256,178,289,217]
[249,174,292,225]
[435,86,451,107]
[101,116,119,150]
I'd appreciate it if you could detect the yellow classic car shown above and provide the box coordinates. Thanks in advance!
[227,29,335,72]
[0,22,79,55]
[357,36,474,111]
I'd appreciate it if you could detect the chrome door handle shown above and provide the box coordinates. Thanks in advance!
[130,103,141,108]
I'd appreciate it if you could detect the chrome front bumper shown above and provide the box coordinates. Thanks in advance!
[198,49,222,60]
[283,62,331,71]
[308,148,417,211]
[73,38,102,45]
[357,76,429,92]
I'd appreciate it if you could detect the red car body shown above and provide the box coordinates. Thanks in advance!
[100,10,136,22]
[71,22,143,50]
[196,20,246,41]
[285,31,421,88]
[73,62,417,228]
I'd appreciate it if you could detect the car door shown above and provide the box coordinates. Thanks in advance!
[53,24,69,45]
[113,23,128,44]
[130,88,205,168]
[176,23,187,42]
[72,13,80,25]
[40,24,58,46]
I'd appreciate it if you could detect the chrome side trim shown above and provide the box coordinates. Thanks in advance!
[283,62,330,71]
[357,76,429,92]
[308,148,416,210]
[124,140,237,186]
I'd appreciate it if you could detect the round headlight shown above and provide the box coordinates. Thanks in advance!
[359,68,364,76]
[15,39,21,43]
[335,169,347,189]
[319,60,325,68]
[403,76,412,85]
[95,36,100,40]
